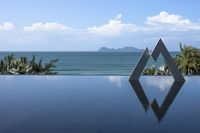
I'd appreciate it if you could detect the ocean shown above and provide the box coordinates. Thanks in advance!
[0,52,178,75]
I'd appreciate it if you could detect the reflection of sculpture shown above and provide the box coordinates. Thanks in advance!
[129,80,150,112]
[129,80,184,122]
[151,81,184,122]
[129,39,185,122]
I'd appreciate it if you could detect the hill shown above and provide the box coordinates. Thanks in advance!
[98,47,142,52]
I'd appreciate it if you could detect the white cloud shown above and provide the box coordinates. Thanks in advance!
[86,11,200,36]
[116,14,122,20]
[86,14,137,36]
[1,12,200,51]
[106,76,125,87]
[0,22,15,30]
[23,22,71,31]
[146,11,190,25]
[146,11,200,31]
[146,77,174,91]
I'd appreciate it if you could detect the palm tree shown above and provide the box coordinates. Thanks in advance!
[175,43,200,75]
[0,54,58,75]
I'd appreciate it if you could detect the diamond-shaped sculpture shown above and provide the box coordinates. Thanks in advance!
[129,39,185,122]
[129,39,185,82]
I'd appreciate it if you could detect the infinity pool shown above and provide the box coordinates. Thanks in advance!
[0,76,199,133]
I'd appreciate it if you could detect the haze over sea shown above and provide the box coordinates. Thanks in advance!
[0,52,178,75]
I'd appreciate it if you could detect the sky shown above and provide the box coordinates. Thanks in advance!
[0,0,200,51]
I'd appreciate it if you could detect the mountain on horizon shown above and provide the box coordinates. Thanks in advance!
[98,46,142,52]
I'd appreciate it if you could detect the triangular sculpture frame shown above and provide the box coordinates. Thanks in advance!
[129,39,185,82]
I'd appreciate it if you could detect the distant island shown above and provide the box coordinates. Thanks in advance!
[98,47,142,52]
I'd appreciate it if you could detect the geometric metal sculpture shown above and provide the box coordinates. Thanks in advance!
[129,48,150,81]
[129,39,185,122]
[151,39,185,81]
[129,39,185,82]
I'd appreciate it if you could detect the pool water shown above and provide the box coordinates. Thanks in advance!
[0,76,199,133]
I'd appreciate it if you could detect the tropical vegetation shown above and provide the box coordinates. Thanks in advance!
[0,54,58,75]
[143,65,168,75]
[175,43,200,75]
[143,43,200,75]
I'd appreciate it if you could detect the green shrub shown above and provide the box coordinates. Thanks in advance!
[0,54,58,75]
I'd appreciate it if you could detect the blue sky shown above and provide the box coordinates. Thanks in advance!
[0,0,200,51]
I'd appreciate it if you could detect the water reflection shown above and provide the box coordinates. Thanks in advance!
[129,78,185,122]
[151,81,184,122]
[106,76,125,87]
[129,80,150,112]
[145,77,174,91]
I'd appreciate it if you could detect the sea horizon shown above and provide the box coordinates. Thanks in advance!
[0,51,179,75]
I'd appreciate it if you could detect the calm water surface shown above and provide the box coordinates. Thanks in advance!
[0,76,199,133]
